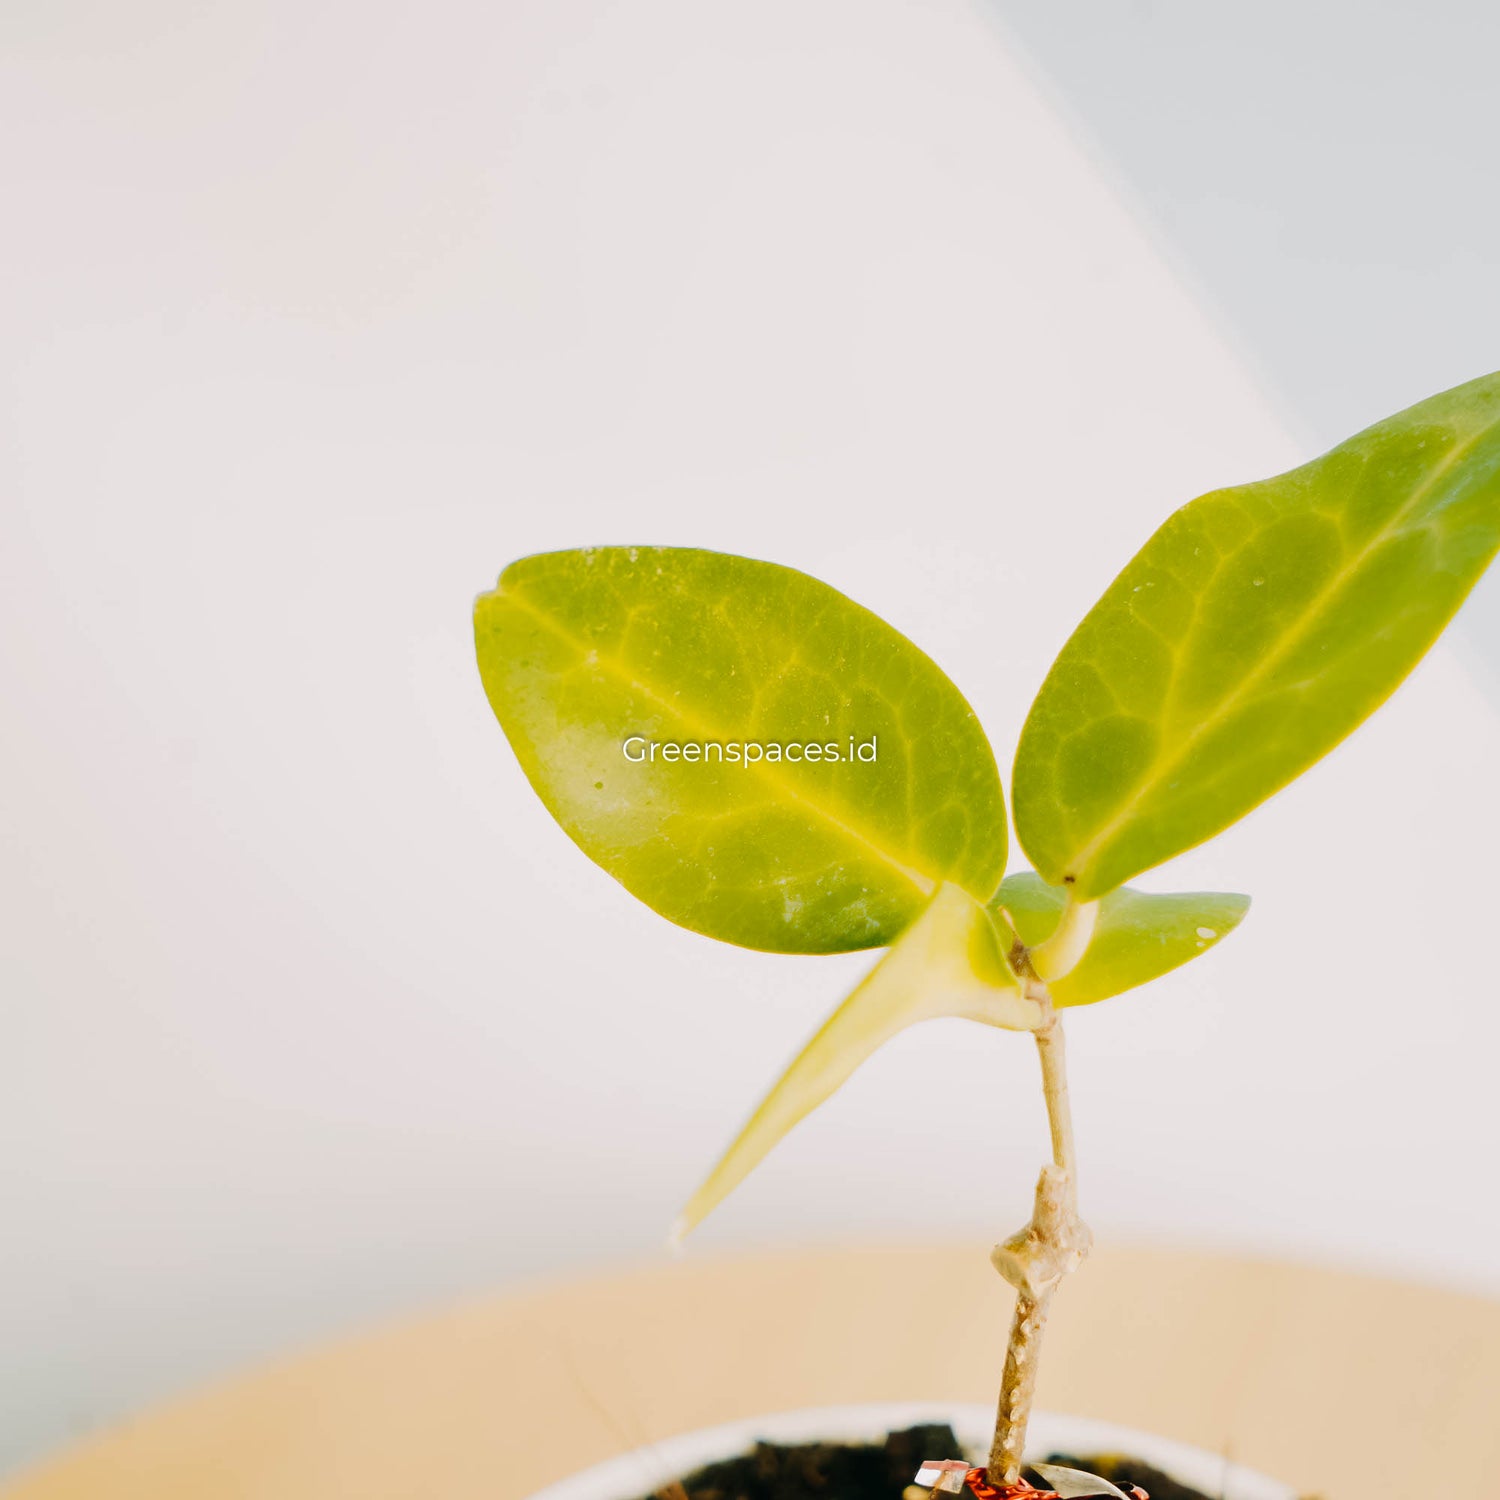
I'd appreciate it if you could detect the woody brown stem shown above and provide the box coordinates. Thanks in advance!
[986,1009,1091,1483]
[990,1286,1052,1481]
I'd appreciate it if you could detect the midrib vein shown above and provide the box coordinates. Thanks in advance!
[502,587,940,901]
[1067,414,1500,881]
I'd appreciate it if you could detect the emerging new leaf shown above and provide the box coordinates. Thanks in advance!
[1014,371,1500,897]
[993,872,1249,1008]
[673,883,1039,1239]
[475,547,1007,952]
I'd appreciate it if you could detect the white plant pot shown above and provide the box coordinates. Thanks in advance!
[528,1403,1294,1500]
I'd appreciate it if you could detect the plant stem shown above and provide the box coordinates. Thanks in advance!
[986,1005,1090,1484]
[1036,1020,1077,1214]
[991,1282,1052,1483]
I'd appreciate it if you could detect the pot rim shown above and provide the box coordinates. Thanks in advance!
[525,1402,1295,1500]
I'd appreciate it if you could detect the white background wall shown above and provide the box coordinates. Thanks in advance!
[4,0,1499,1479]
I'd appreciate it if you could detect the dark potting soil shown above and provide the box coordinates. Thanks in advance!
[655,1425,1215,1500]
[663,1424,961,1500]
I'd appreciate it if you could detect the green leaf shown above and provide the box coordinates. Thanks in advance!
[1014,371,1500,897]
[475,547,1007,953]
[992,872,1249,1008]
[673,883,1038,1239]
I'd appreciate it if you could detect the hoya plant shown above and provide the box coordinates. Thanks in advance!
[474,371,1500,1489]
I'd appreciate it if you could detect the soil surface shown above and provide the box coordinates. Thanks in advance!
[653,1426,1214,1500]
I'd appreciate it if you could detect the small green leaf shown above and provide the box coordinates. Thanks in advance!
[673,883,1038,1239]
[993,872,1249,1008]
[475,547,1007,953]
[1014,371,1500,897]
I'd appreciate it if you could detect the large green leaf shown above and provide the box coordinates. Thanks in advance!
[475,547,1007,953]
[992,873,1249,1008]
[1014,371,1500,897]
[673,883,1038,1239]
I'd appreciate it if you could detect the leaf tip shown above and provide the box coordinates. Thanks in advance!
[669,1194,715,1248]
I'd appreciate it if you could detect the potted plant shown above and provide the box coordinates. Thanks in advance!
[473,371,1500,1499]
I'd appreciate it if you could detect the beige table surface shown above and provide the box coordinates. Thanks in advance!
[6,1245,1498,1500]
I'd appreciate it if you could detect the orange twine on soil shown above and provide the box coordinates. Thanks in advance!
[961,1466,1147,1500]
